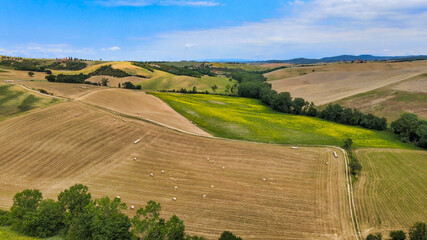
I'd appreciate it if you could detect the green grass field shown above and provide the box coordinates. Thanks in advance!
[151,92,413,148]
[139,70,237,93]
[0,227,63,240]
[354,149,427,236]
[0,84,59,121]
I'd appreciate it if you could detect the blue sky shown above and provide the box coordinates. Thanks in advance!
[0,0,426,61]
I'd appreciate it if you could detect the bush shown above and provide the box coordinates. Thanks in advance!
[366,232,382,240]
[0,209,11,226]
[219,231,242,240]
[409,222,426,240]
[89,65,130,78]
[390,230,406,240]
[122,82,141,90]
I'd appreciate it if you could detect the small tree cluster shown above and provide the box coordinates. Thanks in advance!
[391,113,427,149]
[0,184,241,240]
[365,222,426,240]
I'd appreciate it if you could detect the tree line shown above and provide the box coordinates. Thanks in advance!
[234,72,387,131]
[365,222,426,240]
[0,184,243,240]
[45,65,132,84]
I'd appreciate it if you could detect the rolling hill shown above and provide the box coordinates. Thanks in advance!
[0,101,355,239]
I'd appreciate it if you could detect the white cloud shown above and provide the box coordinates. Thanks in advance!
[96,0,219,7]
[0,44,95,58]
[133,0,427,60]
[102,46,121,51]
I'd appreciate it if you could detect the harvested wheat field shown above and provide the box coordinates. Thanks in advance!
[0,68,47,81]
[354,149,427,238]
[0,102,355,239]
[18,81,102,99]
[269,66,427,105]
[85,75,146,88]
[79,88,211,136]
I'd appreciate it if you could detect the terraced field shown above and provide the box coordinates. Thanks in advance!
[0,102,355,239]
[354,149,427,237]
[152,92,412,149]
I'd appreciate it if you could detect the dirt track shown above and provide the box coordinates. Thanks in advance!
[0,102,355,239]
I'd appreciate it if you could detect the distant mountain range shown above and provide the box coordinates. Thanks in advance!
[205,55,427,64]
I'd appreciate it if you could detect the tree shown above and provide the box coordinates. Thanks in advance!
[28,71,34,77]
[225,84,231,93]
[271,92,292,113]
[58,184,92,218]
[292,97,309,114]
[10,189,43,222]
[165,215,185,240]
[192,86,197,93]
[101,78,109,86]
[409,222,426,240]
[19,199,65,238]
[391,113,420,142]
[118,83,121,88]
[218,231,242,240]
[45,74,56,82]
[390,230,406,240]
[366,232,382,240]
[415,124,427,149]
[211,85,218,93]
[343,138,353,151]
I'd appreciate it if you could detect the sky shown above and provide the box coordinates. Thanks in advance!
[0,0,426,61]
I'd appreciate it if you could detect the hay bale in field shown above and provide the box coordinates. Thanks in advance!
[210,185,214,189]
[172,197,177,201]
[150,173,154,177]
[113,119,116,122]
[74,114,78,117]
[291,147,299,149]
[333,151,338,158]
[122,119,126,122]
[116,196,120,199]
[161,170,165,174]
[262,178,266,181]
[222,166,225,170]
[174,186,178,190]
[133,157,137,161]
[207,157,210,160]
[130,205,135,210]
[202,194,206,199]
[134,139,141,144]
[326,162,329,165]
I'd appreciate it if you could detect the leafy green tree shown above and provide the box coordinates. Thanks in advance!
[28,71,34,77]
[225,84,231,93]
[101,78,109,86]
[259,87,276,105]
[343,138,353,150]
[366,232,382,240]
[58,184,92,217]
[19,199,65,238]
[390,230,406,240]
[292,97,309,114]
[218,231,242,240]
[10,189,42,222]
[391,113,420,142]
[409,222,426,240]
[165,215,185,240]
[131,200,163,239]
[45,74,56,82]
[415,124,427,148]
[0,209,11,226]
[271,92,292,113]
[211,85,218,93]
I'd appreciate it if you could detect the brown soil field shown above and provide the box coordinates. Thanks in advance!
[268,65,427,105]
[0,68,47,81]
[78,88,211,136]
[18,81,102,99]
[0,102,355,239]
[333,74,427,121]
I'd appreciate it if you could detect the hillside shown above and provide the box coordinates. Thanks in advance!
[332,73,427,121]
[151,92,412,149]
[266,61,427,105]
[0,102,355,239]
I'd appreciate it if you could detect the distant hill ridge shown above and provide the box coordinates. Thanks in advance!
[206,55,427,64]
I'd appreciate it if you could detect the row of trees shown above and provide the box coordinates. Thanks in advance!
[0,184,242,240]
[391,113,427,148]
[236,77,387,131]
[48,61,87,70]
[366,222,426,240]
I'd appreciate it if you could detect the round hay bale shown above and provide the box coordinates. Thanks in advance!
[150,173,154,177]
[130,205,135,210]
[222,166,225,170]
[262,178,266,181]
[210,185,214,189]
[116,196,120,199]
[161,170,165,174]
[326,162,329,165]
[174,186,178,190]
[133,157,137,161]
[172,197,177,201]
[202,194,206,199]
